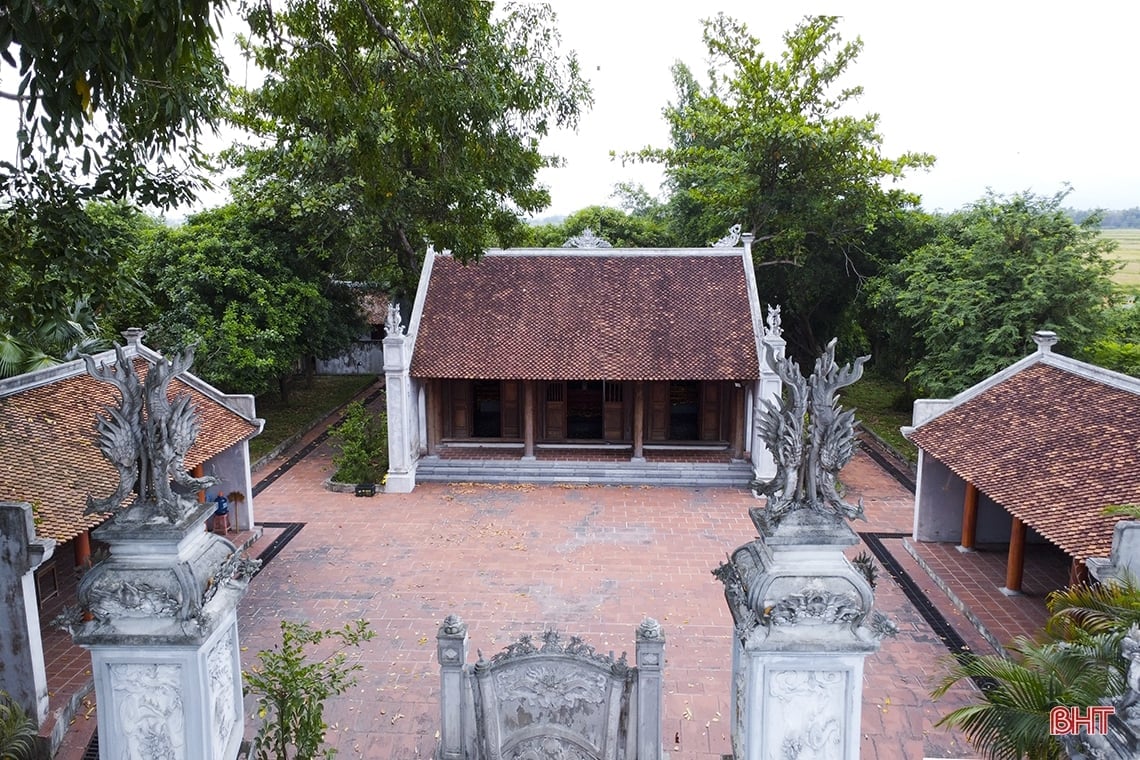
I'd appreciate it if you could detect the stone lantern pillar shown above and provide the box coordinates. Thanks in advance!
[717,339,896,760]
[65,346,258,760]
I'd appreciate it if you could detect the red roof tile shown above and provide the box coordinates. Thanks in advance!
[910,363,1140,560]
[0,357,259,543]
[411,252,760,380]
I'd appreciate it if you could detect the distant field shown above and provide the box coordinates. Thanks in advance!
[1102,228,1140,290]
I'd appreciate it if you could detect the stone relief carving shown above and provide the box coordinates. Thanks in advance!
[208,634,237,758]
[489,629,629,674]
[769,670,844,760]
[385,302,405,336]
[85,578,182,621]
[507,736,597,760]
[84,345,216,522]
[561,228,612,249]
[111,663,185,760]
[495,665,608,712]
[765,586,863,627]
[764,303,782,339]
[755,338,870,527]
[711,223,743,248]
[203,551,262,606]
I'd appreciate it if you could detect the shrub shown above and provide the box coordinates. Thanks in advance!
[329,401,387,483]
[245,619,375,760]
[0,692,37,760]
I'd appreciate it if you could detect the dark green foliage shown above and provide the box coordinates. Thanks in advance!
[521,205,679,248]
[0,691,37,760]
[228,0,592,299]
[118,204,365,397]
[630,14,933,361]
[869,189,1119,396]
[245,619,375,760]
[1,0,227,208]
[934,578,1140,759]
[1083,296,1140,377]
[329,402,388,484]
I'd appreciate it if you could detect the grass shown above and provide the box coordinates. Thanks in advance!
[840,371,918,464]
[250,374,379,461]
[1102,228,1140,292]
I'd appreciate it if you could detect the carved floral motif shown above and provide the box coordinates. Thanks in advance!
[765,587,863,627]
[208,634,237,757]
[86,579,181,620]
[769,670,844,760]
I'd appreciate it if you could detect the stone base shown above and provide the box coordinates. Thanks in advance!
[384,469,417,493]
[85,610,244,760]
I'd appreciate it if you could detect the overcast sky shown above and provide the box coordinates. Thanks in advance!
[534,0,1140,216]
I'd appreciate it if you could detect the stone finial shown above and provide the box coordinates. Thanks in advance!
[120,327,146,347]
[441,614,465,635]
[83,345,216,522]
[711,224,743,248]
[385,303,405,337]
[1033,330,1058,354]
[754,338,870,526]
[636,617,664,640]
[763,304,782,339]
[562,228,612,249]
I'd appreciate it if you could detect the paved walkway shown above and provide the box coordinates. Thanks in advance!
[49,383,1070,760]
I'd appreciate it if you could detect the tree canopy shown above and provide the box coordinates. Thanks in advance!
[227,0,592,297]
[630,14,933,360]
[867,189,1120,396]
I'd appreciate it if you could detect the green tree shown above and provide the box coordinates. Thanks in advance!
[0,201,158,377]
[329,402,388,483]
[227,0,592,298]
[122,204,365,400]
[0,1,229,373]
[630,14,933,360]
[1084,295,1140,378]
[870,189,1119,396]
[521,204,678,248]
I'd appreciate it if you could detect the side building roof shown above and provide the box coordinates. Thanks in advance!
[908,348,1140,560]
[0,345,262,543]
[410,249,762,381]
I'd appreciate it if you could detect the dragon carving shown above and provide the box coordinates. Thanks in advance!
[83,346,216,522]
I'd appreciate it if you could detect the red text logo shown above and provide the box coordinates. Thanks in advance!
[1049,705,1114,736]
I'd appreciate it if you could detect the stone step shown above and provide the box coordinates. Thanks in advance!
[415,458,755,488]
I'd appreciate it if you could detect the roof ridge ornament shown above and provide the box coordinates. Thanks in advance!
[561,228,612,249]
[711,224,743,248]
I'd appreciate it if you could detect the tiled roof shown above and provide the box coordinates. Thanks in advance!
[910,362,1140,560]
[0,357,259,544]
[411,252,760,380]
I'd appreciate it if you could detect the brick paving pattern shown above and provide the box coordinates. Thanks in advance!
[47,388,1074,760]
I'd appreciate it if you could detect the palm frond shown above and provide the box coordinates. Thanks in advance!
[1047,576,1140,638]
[0,692,37,760]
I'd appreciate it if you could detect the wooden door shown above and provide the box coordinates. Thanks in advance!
[501,381,520,439]
[544,382,565,440]
[449,380,470,438]
[648,382,668,441]
[700,382,720,441]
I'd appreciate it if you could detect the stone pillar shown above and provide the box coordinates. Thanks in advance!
[436,615,470,760]
[753,318,785,481]
[716,510,893,760]
[383,304,418,493]
[72,508,256,760]
[635,618,665,759]
[0,502,55,726]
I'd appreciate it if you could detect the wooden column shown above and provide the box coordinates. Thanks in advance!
[960,482,979,551]
[426,379,441,455]
[522,381,536,460]
[632,381,645,461]
[192,464,206,502]
[730,383,745,459]
[73,530,91,571]
[1069,558,1089,587]
[1004,515,1027,594]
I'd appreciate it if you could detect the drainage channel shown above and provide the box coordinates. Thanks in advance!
[861,531,996,692]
